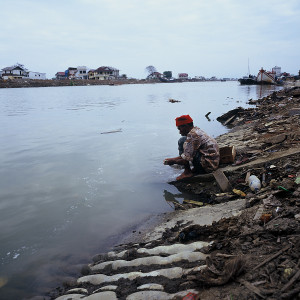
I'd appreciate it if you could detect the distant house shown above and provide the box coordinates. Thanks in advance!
[28,71,46,80]
[90,66,120,80]
[88,69,95,80]
[1,64,29,80]
[194,76,206,80]
[55,72,66,80]
[178,73,189,79]
[65,67,77,79]
[147,72,162,79]
[75,66,89,79]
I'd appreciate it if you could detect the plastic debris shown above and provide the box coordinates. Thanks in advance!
[248,175,261,192]
[232,189,246,197]
[182,292,198,300]
[260,213,272,223]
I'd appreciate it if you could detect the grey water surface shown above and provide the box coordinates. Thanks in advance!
[0,81,281,299]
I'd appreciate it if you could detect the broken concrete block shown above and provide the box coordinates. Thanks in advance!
[213,169,232,192]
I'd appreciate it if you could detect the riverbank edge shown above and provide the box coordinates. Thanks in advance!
[0,78,228,89]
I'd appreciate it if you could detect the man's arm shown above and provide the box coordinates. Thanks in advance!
[164,156,189,166]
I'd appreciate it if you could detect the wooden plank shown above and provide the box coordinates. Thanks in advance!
[213,169,232,192]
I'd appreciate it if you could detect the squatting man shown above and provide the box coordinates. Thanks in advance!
[164,115,220,180]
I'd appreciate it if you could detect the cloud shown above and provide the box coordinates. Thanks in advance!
[1,0,299,78]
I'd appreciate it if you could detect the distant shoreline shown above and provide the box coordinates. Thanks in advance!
[0,78,146,89]
[0,78,237,89]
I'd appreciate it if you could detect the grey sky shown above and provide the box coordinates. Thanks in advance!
[1,0,299,79]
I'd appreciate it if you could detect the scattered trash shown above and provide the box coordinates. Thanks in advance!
[182,292,198,300]
[183,199,204,206]
[253,205,264,220]
[169,98,181,103]
[260,213,272,223]
[248,175,261,192]
[100,129,122,134]
[232,189,246,197]
[278,186,292,194]
[205,112,211,121]
[283,268,293,279]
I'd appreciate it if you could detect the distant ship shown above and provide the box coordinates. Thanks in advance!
[256,68,276,84]
[238,75,257,85]
[238,59,257,85]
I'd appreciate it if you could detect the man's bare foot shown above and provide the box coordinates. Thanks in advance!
[176,170,193,180]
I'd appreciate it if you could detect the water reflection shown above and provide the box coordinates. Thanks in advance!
[239,83,282,100]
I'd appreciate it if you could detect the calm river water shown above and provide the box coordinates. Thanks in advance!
[0,81,281,299]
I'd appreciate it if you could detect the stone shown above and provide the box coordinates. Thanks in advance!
[55,294,85,300]
[99,285,118,291]
[66,288,88,295]
[137,283,164,290]
[85,292,117,300]
[126,289,199,300]
[137,241,210,256]
[91,251,207,271]
[78,267,184,285]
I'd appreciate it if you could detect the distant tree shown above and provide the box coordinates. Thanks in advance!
[14,63,27,71]
[163,71,172,79]
[145,65,157,76]
[121,74,127,79]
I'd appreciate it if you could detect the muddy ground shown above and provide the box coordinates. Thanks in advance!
[167,85,300,299]
[46,85,300,300]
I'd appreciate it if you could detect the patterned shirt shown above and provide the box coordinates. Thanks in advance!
[181,127,220,172]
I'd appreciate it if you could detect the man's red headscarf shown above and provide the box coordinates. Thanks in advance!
[175,115,193,127]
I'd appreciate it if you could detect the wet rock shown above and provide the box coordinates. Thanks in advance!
[126,289,198,300]
[137,283,164,290]
[66,288,88,295]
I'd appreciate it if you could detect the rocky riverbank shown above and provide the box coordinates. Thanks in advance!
[0,78,150,89]
[37,83,300,300]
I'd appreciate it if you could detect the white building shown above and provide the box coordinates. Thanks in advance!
[1,64,29,79]
[75,66,89,79]
[28,71,46,80]
[272,66,281,76]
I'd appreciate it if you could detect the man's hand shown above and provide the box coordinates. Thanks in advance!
[163,158,176,165]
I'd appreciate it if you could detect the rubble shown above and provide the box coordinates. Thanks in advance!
[45,85,300,300]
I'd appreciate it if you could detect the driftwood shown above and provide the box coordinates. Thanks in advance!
[253,244,291,270]
[237,279,266,299]
[100,129,122,134]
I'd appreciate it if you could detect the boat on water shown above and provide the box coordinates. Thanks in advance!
[256,68,276,84]
[238,75,257,85]
[238,59,258,85]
